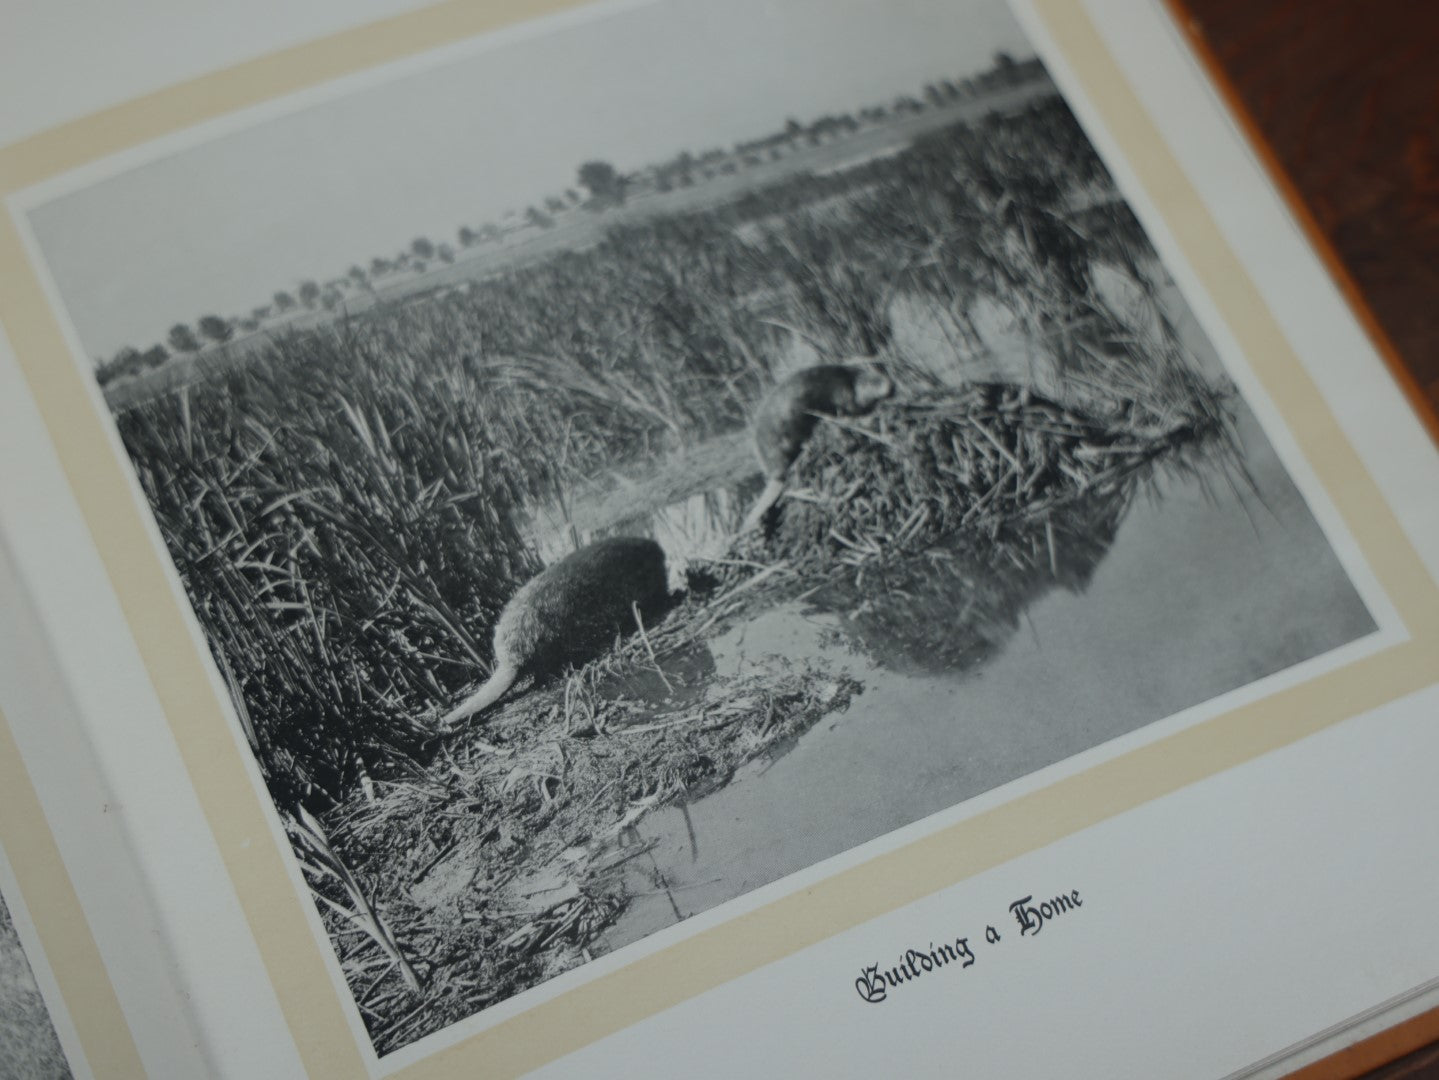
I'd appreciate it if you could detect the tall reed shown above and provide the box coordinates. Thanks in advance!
[113,94,1226,809]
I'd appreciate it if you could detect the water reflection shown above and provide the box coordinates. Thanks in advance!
[805,487,1132,675]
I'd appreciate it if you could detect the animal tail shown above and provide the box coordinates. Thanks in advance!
[441,661,520,727]
[738,477,788,535]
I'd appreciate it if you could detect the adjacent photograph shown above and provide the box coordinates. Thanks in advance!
[0,882,74,1079]
[21,0,1377,1054]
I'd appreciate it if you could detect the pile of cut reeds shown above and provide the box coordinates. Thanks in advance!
[734,381,1221,572]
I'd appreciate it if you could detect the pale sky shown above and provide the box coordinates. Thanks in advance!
[28,0,1034,360]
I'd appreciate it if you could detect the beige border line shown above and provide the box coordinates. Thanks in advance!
[1,0,1437,1077]
[0,204,364,1078]
[0,707,147,1079]
[0,0,578,196]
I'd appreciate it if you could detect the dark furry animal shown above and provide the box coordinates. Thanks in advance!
[740,362,894,532]
[441,537,670,726]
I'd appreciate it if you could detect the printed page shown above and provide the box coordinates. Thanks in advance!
[1,0,1437,1078]
[0,531,217,1079]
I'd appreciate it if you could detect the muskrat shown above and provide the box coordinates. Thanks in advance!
[441,536,670,726]
[739,362,895,533]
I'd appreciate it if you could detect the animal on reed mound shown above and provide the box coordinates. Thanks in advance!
[441,536,671,726]
[734,379,1218,574]
[740,362,895,533]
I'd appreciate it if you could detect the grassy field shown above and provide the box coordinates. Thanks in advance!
[108,92,1236,1049]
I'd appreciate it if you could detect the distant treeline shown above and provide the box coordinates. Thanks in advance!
[94,52,1046,387]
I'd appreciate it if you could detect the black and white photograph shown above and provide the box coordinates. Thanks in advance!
[24,0,1376,1054]
[0,885,73,1080]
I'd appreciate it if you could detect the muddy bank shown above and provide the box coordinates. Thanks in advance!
[320,584,861,1052]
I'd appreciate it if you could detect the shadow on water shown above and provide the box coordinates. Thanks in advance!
[804,489,1131,676]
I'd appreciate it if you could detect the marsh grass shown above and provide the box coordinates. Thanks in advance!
[733,379,1236,574]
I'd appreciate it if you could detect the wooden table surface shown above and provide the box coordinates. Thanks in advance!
[1170,0,1439,438]
[1165,2,1439,1078]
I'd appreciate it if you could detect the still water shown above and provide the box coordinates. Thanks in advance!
[520,274,1376,954]
[591,402,1374,951]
